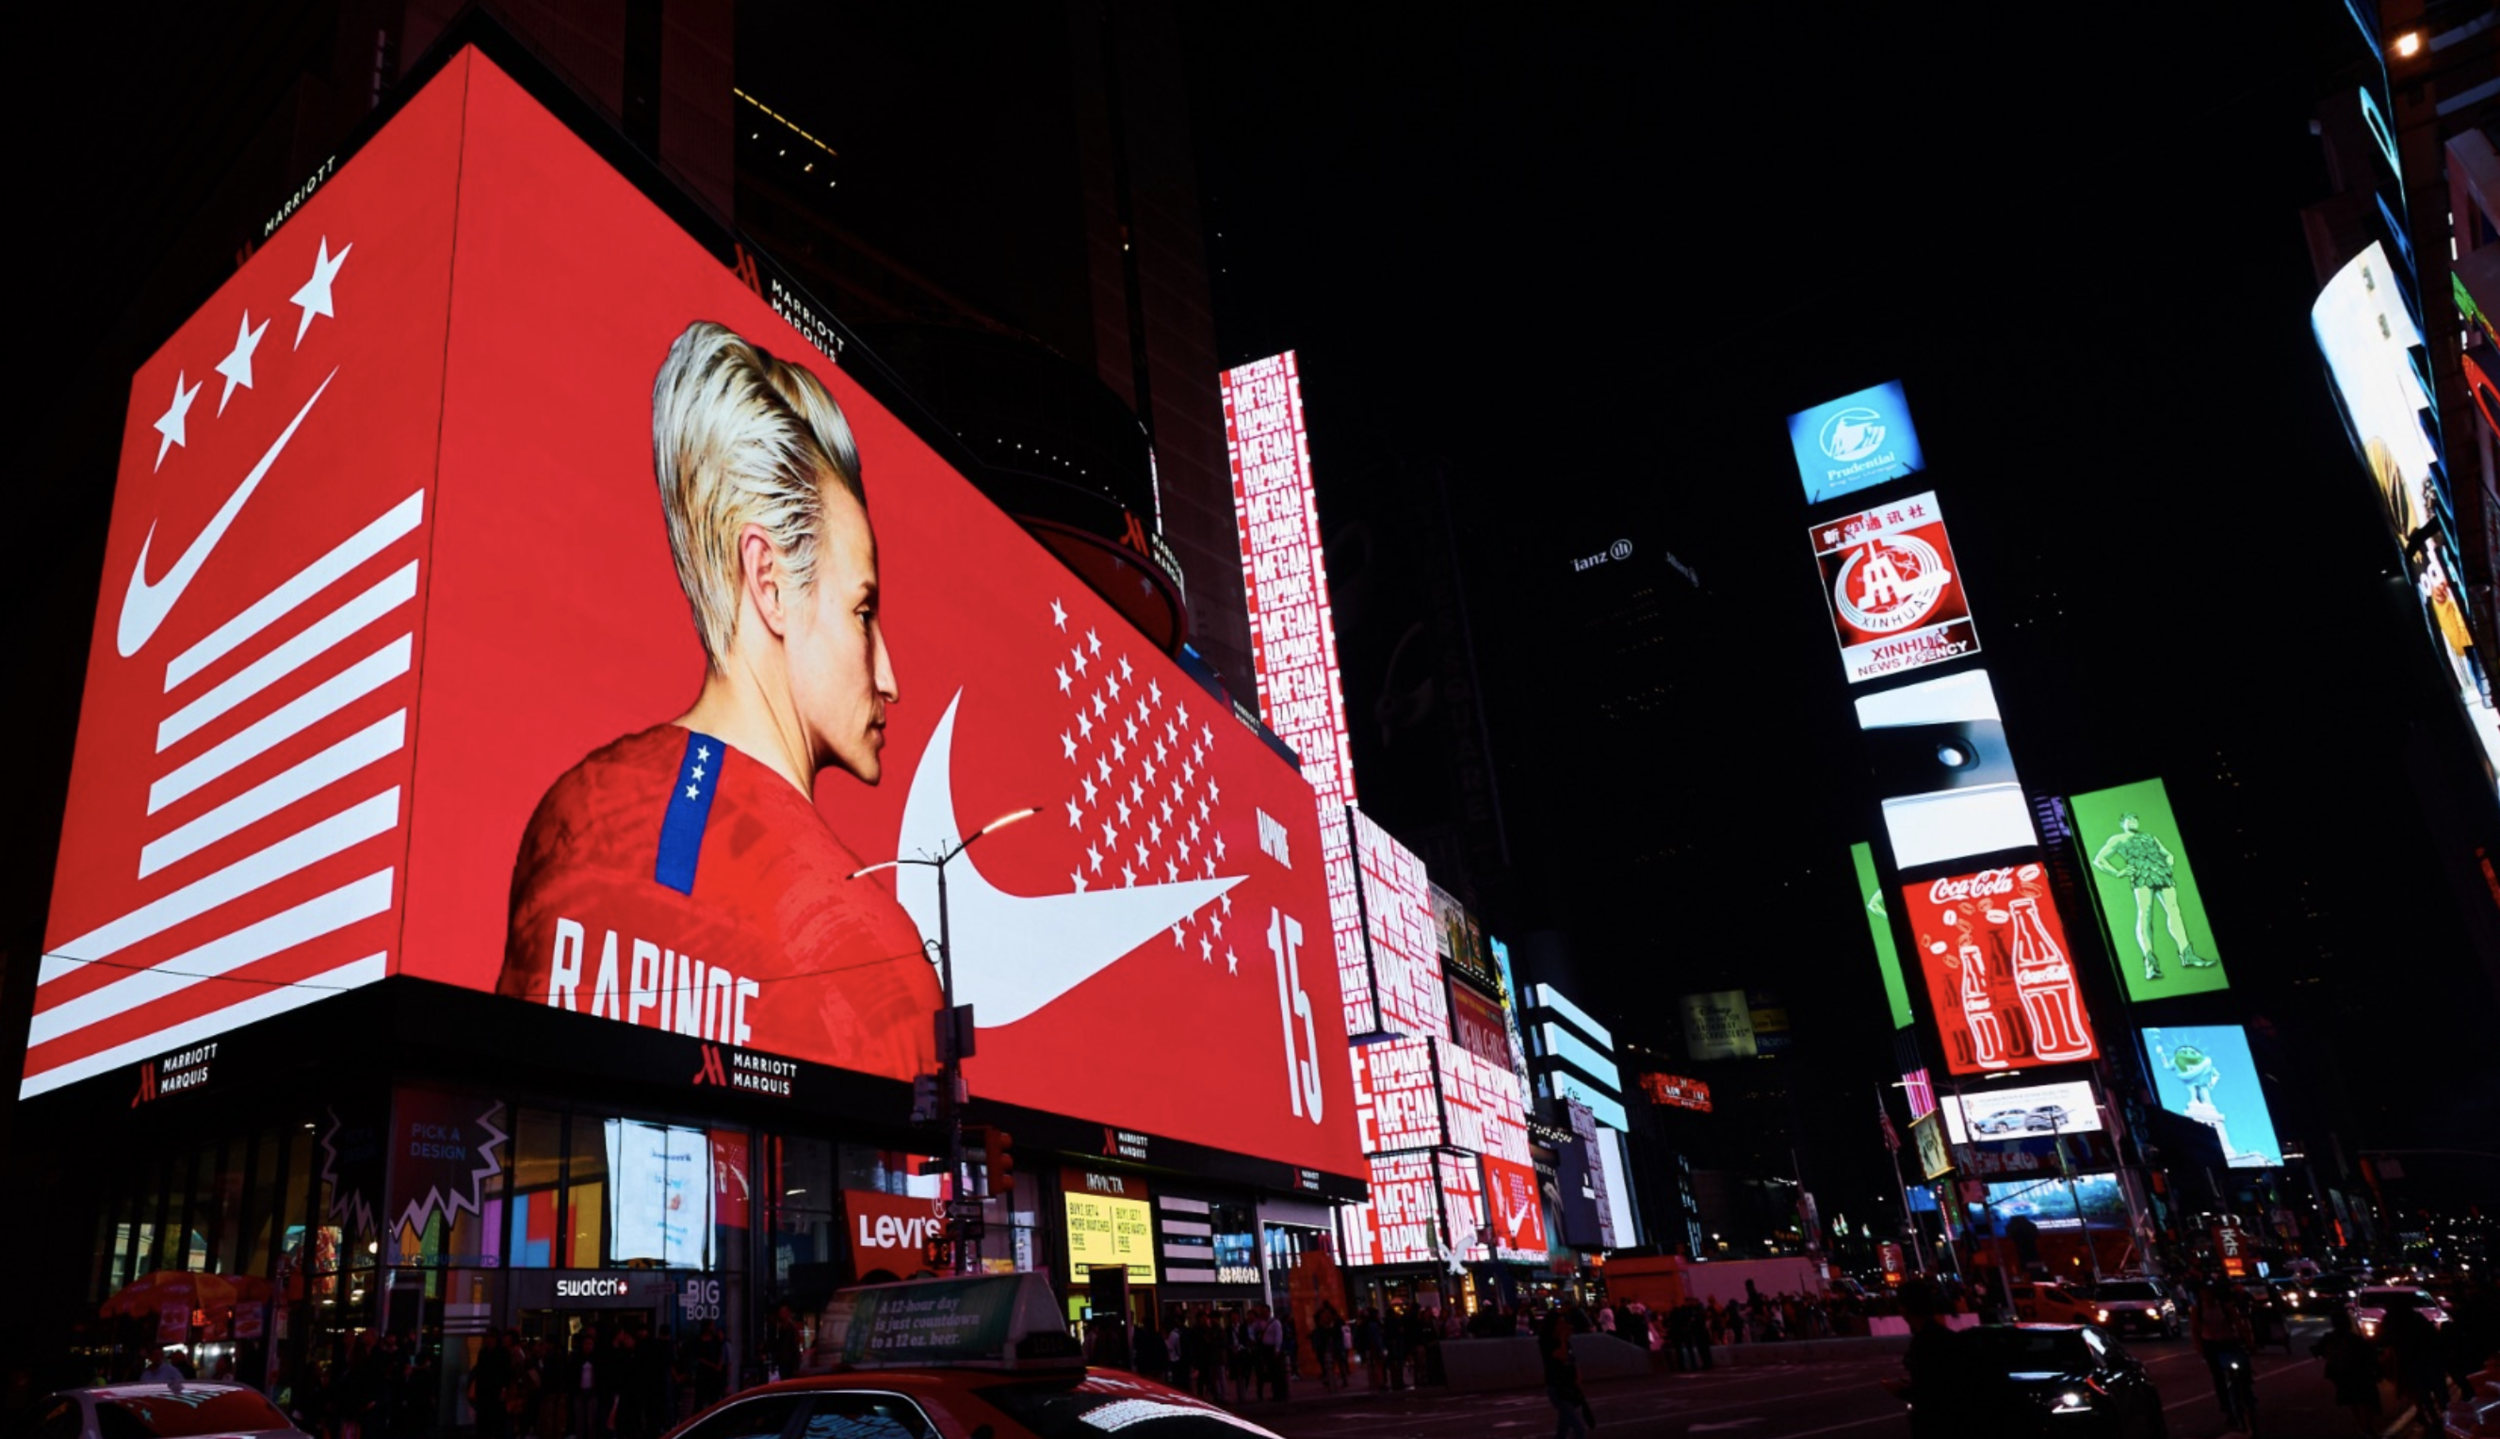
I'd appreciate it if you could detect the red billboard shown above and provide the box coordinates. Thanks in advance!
[1899,866,2100,1075]
[1449,983,1511,1069]
[1339,1152,1441,1267]
[30,49,1363,1180]
[1636,1073,1712,1113]
[1350,809,1448,1040]
[1439,1041,1531,1166]
[1810,490,1979,684]
[1350,1036,1442,1153]
[1483,1154,1548,1261]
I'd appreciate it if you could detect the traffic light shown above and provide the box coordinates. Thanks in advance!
[910,1073,939,1124]
[984,1127,1016,1194]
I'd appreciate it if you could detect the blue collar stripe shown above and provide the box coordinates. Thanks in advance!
[654,731,724,896]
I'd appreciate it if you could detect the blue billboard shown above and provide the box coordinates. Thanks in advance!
[1788,379,1927,504]
[2142,1025,2284,1169]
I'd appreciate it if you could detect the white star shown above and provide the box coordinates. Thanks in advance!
[1080,775,1099,804]
[1086,627,1102,655]
[1110,736,1127,763]
[1149,680,1163,706]
[1050,597,1068,629]
[1107,672,1123,700]
[1078,711,1095,740]
[1188,817,1201,843]
[1203,854,1217,877]
[1087,845,1104,873]
[1181,761,1195,786]
[1119,656,1134,681]
[1178,835,1192,863]
[1167,859,1180,884]
[1062,731,1077,761]
[1117,798,1133,826]
[1165,721,1179,746]
[1093,693,1109,719]
[1201,723,1215,748]
[692,765,706,781]
[1065,798,1082,828]
[1219,892,1232,915]
[1071,871,1088,892]
[1208,780,1221,805]
[1101,819,1118,848]
[1200,932,1214,962]
[1225,948,1240,975]
[698,745,711,762]
[1160,797,1175,825]
[685,784,700,800]
[1074,648,1090,676]
[1143,757,1158,785]
[1130,777,1145,805]
[290,237,352,348]
[214,312,269,415]
[1134,838,1150,867]
[1097,755,1113,784]
[1055,664,1072,694]
[1173,923,1186,948]
[1123,864,1137,887]
[1214,833,1227,860]
[152,372,201,470]
[1211,912,1224,940]
[1155,738,1169,764]
[1177,702,1191,727]
[1125,716,1140,743]
[1147,818,1162,846]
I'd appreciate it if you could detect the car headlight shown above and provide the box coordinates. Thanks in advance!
[2052,1389,2093,1414]
[2096,1309,2111,1323]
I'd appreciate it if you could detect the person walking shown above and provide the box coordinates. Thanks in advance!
[2308,1308,2382,1435]
[1311,1303,1344,1390]
[691,1322,726,1413]
[1537,1310,1593,1439]
[468,1333,512,1439]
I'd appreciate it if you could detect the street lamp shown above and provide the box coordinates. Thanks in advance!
[849,805,1038,1272]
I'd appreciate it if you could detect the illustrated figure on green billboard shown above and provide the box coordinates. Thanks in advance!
[2089,812,2212,981]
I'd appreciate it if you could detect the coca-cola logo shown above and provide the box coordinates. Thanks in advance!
[1929,869,2017,905]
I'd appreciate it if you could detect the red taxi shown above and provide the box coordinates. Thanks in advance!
[664,1276,1283,1439]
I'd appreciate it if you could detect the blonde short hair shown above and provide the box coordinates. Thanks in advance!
[652,320,864,666]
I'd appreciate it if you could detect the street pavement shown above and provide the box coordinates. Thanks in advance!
[1246,1320,2400,1439]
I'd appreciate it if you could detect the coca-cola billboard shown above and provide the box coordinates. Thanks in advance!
[1899,866,2101,1076]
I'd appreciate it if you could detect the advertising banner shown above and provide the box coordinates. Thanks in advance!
[1981,1173,2126,1232]
[1483,1153,1548,1261]
[1439,1039,1532,1166]
[1429,884,1499,994]
[1351,811,1448,1040]
[1636,1073,1712,1113]
[1678,990,1757,1061]
[1938,1079,2101,1145]
[1449,984,1512,1070]
[1854,843,1916,1030]
[604,1119,713,1267]
[1788,379,1927,505]
[1223,351,1372,1020]
[29,50,1364,1180]
[1911,1112,1952,1181]
[711,1129,752,1230]
[1856,671,2037,869]
[1350,1035,1443,1154]
[385,1089,508,1245]
[1340,1152,1441,1267]
[2069,778,2228,1001]
[1950,1132,2117,1178]
[1811,491,1979,684]
[846,1189,952,1277]
[817,1273,1058,1368]
[1437,1150,1487,1262]
[2142,1025,2283,1169]
[1063,1169,1157,1284]
[1899,866,2100,1075]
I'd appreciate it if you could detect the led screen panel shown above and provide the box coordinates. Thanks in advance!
[1224,351,1376,1013]
[1350,1035,1443,1154]
[1853,843,1916,1029]
[1900,866,2100,1075]
[1788,379,1927,504]
[1430,884,1498,994]
[28,50,1368,1183]
[1911,1113,1952,1181]
[604,1119,713,1267]
[1811,491,1979,684]
[1856,671,2037,868]
[1596,1128,1640,1249]
[1679,990,1757,1061]
[1981,1172,2126,1232]
[2142,1025,2283,1169]
[2313,245,2500,789]
[1938,1079,2102,1145]
[1340,1151,1441,1266]
[1448,983,1512,1070]
[1065,1176,1158,1285]
[1483,1153,1548,1261]
[1436,1149,1488,1262]
[1350,810,1448,1040]
[2069,778,2228,1002]
[1439,1039,1532,1165]
[1637,1073,1712,1112]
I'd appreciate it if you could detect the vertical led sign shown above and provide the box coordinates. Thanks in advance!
[2068,778,2227,1001]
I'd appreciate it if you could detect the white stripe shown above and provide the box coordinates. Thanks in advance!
[149,635,410,814]
[1161,1220,1213,1237]
[39,788,402,986]
[29,869,395,1047]
[1163,1267,1218,1283]
[158,562,417,751]
[19,951,388,1100]
[167,492,425,691]
[1159,1196,1211,1214]
[139,712,405,878]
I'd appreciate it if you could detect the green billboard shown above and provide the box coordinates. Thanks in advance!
[2069,778,2227,1001]
[1852,842,1915,1029]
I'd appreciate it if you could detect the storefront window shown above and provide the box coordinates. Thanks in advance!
[566,1112,607,1266]
[244,1130,283,1279]
[508,1108,562,1268]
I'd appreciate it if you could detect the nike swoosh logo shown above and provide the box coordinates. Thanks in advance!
[891,691,1240,1026]
[118,368,338,658]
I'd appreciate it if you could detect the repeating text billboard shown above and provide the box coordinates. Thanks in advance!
[2069,778,2227,1001]
[1350,810,1448,1040]
[30,50,1365,1181]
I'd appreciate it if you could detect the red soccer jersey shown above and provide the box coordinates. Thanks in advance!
[499,725,938,1078]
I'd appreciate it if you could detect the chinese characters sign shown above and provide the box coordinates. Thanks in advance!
[1811,491,1978,684]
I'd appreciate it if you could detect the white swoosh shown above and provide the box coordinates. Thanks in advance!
[118,368,338,657]
[892,691,1239,1026]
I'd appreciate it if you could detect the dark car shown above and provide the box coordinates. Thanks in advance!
[2086,1279,2179,1339]
[1946,1324,2169,1437]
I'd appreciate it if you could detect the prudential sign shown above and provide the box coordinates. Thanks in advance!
[1788,380,1926,504]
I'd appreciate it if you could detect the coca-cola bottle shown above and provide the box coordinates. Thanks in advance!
[1957,938,2010,1069]
[2010,897,2095,1060]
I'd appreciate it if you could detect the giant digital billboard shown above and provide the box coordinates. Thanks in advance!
[1350,810,1448,1040]
[2142,1026,2283,1169]
[28,50,1365,1181]
[2313,244,2500,790]
[1349,1036,1442,1153]
[1853,842,1916,1029]
[1899,866,2100,1075]
[1938,1079,2102,1145]
[1981,1173,2126,1233]
[1788,380,1927,505]
[1678,990,1757,1061]
[1856,671,2037,868]
[1340,1151,1442,1266]
[1223,351,1376,1011]
[2069,778,2228,1001]
[1811,491,1979,684]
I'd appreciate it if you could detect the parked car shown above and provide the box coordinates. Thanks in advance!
[25,1385,313,1439]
